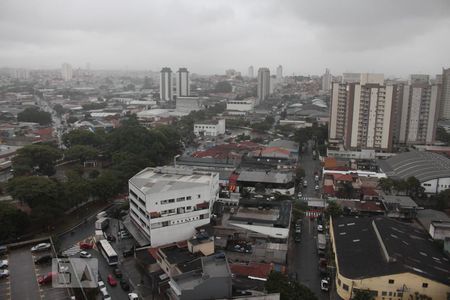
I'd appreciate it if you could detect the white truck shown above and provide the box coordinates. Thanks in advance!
[317,233,326,254]
[95,217,109,230]
[95,230,104,241]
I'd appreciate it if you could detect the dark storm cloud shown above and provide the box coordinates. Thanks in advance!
[0,0,449,76]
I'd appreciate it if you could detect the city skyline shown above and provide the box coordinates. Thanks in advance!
[1,0,449,76]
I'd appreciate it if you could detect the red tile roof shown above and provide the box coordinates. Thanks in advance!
[361,187,378,196]
[323,185,335,196]
[253,147,290,156]
[229,262,273,279]
[332,173,353,182]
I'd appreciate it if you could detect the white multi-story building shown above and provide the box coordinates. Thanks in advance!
[128,167,220,247]
[440,68,450,120]
[276,65,283,80]
[194,119,226,137]
[394,75,440,145]
[329,73,394,151]
[176,68,190,97]
[226,98,255,112]
[61,63,73,81]
[257,67,270,104]
[160,67,173,101]
[322,68,332,91]
[248,66,254,78]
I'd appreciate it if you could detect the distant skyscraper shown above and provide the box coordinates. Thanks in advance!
[14,68,29,80]
[248,66,254,78]
[440,68,450,119]
[257,68,271,103]
[176,68,190,97]
[160,67,173,101]
[61,63,73,81]
[322,68,332,91]
[276,65,283,80]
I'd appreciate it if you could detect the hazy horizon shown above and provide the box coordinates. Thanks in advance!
[1,0,450,77]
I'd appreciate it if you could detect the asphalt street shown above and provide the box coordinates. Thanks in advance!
[288,141,329,300]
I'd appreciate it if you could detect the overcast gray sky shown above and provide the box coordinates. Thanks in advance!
[1,0,449,76]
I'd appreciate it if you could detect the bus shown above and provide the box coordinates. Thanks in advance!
[98,240,118,266]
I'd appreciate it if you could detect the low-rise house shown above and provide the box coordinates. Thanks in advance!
[168,255,233,300]
[429,221,450,240]
[193,119,226,137]
[380,194,418,220]
[331,216,450,300]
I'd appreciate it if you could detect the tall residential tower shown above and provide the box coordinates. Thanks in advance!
[176,67,190,97]
[61,63,73,81]
[248,66,254,78]
[160,67,173,101]
[257,68,270,104]
[440,68,450,119]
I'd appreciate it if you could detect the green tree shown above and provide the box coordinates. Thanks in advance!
[91,171,121,201]
[378,178,394,194]
[406,176,424,198]
[65,145,99,163]
[265,271,317,300]
[53,104,66,116]
[63,129,103,148]
[0,202,30,242]
[64,172,92,207]
[214,81,232,93]
[12,144,62,176]
[17,107,52,125]
[325,200,343,219]
[7,176,65,225]
[435,189,450,211]
[352,290,375,300]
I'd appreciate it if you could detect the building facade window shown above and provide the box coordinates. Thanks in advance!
[388,279,394,284]
[422,283,428,288]
[342,284,349,291]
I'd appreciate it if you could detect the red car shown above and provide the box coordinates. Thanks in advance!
[38,272,56,285]
[107,274,117,286]
[79,242,94,250]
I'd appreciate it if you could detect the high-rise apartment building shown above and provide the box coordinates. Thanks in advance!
[248,66,254,78]
[61,63,73,81]
[276,65,283,80]
[257,68,270,104]
[393,75,440,145]
[440,68,450,119]
[329,74,394,151]
[160,67,173,101]
[176,67,190,97]
[322,68,332,91]
[128,166,219,246]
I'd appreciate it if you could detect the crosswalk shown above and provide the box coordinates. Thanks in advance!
[61,244,80,257]
[305,210,322,218]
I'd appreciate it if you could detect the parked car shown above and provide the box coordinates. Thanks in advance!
[35,255,52,265]
[123,248,134,257]
[98,280,107,294]
[317,224,323,232]
[106,235,116,242]
[107,274,117,286]
[0,260,8,269]
[315,185,319,191]
[38,272,56,285]
[0,246,7,256]
[0,269,9,279]
[128,293,139,300]
[79,251,92,258]
[119,231,131,239]
[294,234,301,243]
[114,268,123,278]
[320,277,330,292]
[31,243,51,252]
[79,242,94,250]
[120,279,130,291]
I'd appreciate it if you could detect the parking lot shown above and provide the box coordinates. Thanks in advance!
[1,240,72,300]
